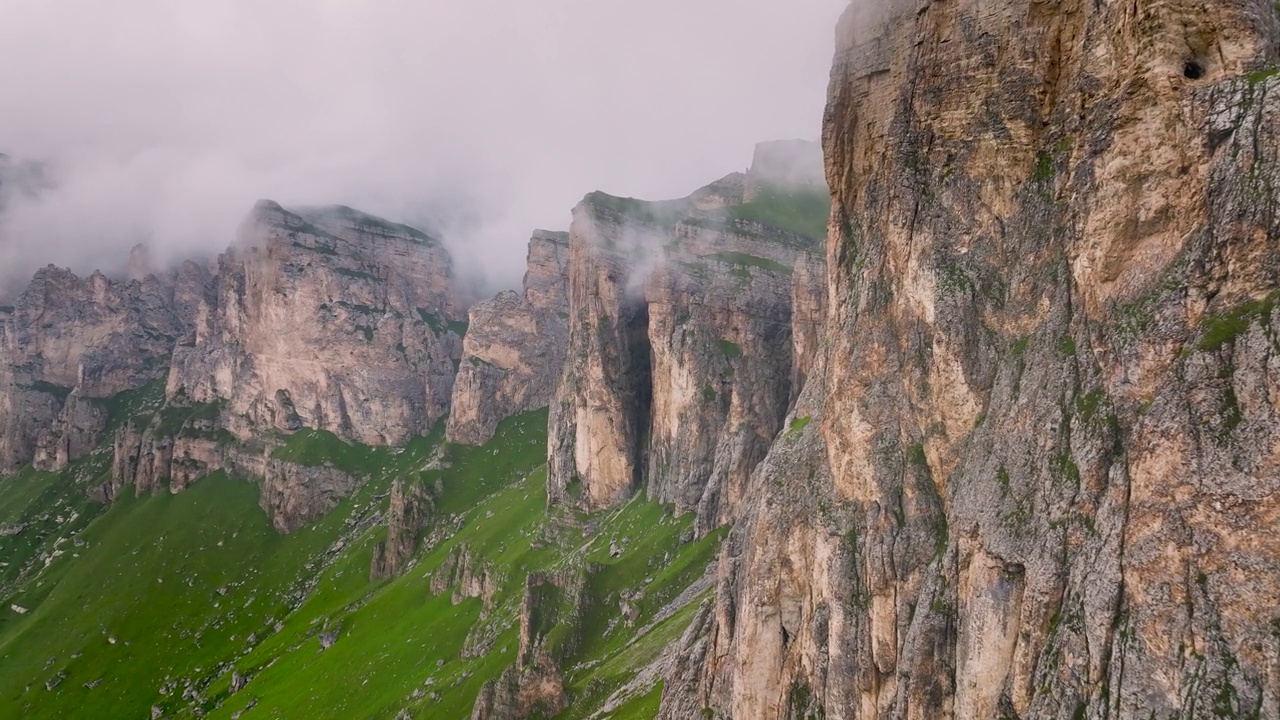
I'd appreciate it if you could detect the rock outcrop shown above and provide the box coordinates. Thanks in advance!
[167,201,464,449]
[664,1,1280,718]
[370,479,434,579]
[470,570,588,720]
[547,149,829,530]
[447,231,570,446]
[98,201,465,532]
[0,264,201,472]
[431,544,500,609]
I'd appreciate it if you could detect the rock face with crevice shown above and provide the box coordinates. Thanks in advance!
[99,201,467,533]
[660,1,1280,718]
[166,201,464,449]
[0,264,205,472]
[547,147,829,530]
[447,231,570,446]
[370,479,434,580]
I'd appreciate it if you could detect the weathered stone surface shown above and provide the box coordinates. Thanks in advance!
[167,200,464,449]
[446,231,569,446]
[789,252,825,410]
[432,544,500,610]
[665,2,1280,718]
[370,479,433,580]
[107,405,358,532]
[547,154,827,527]
[32,389,107,472]
[470,570,586,720]
[0,265,194,472]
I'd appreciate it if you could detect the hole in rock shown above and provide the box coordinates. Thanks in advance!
[1183,61,1205,80]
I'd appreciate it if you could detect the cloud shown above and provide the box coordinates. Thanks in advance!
[0,0,846,293]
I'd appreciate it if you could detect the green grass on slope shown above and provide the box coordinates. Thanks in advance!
[210,408,719,720]
[0,410,443,719]
[207,412,552,720]
[611,681,664,720]
[723,184,831,241]
[0,382,168,602]
[0,471,375,720]
[1,407,720,720]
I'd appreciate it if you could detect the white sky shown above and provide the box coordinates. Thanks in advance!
[0,0,848,289]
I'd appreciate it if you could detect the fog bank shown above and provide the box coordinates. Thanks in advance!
[0,0,846,292]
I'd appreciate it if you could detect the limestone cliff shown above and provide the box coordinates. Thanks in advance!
[663,1,1280,718]
[0,264,202,472]
[167,201,464,449]
[103,200,466,532]
[547,152,829,530]
[447,231,570,446]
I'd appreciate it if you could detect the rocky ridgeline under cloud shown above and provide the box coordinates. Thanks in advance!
[0,140,828,537]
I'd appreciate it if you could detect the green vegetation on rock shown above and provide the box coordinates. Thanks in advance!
[723,185,830,241]
[0,403,716,719]
[417,308,469,337]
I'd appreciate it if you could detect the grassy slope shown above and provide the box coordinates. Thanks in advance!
[723,184,831,242]
[0,406,718,719]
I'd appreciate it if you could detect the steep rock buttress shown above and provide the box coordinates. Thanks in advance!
[662,1,1280,719]
[546,149,829,531]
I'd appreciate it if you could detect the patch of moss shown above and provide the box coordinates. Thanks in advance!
[20,381,72,403]
[1033,151,1056,182]
[718,339,743,360]
[1246,67,1280,85]
[417,308,469,337]
[155,400,225,438]
[333,267,380,282]
[722,184,831,241]
[291,240,338,256]
[907,443,928,467]
[1197,293,1277,351]
[786,416,812,438]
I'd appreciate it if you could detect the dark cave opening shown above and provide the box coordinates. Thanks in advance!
[1183,60,1205,80]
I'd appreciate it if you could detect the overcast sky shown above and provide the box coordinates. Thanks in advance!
[0,0,847,291]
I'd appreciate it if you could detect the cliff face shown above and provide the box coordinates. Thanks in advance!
[447,231,570,446]
[546,169,826,527]
[669,1,1280,718]
[0,265,202,472]
[96,200,468,532]
[167,201,463,449]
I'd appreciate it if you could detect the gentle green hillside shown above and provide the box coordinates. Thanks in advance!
[0,403,719,719]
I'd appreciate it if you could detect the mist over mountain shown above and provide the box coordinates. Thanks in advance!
[0,0,845,294]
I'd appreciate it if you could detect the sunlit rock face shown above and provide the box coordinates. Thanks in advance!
[658,1,1280,718]
[166,201,464,449]
[447,231,570,447]
[101,201,467,532]
[547,143,829,532]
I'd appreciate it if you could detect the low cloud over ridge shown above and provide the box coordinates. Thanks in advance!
[0,0,846,292]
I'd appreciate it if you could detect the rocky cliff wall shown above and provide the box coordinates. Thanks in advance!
[547,167,828,529]
[667,1,1280,718]
[447,231,570,446]
[96,200,467,532]
[167,201,464,449]
[0,263,206,472]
